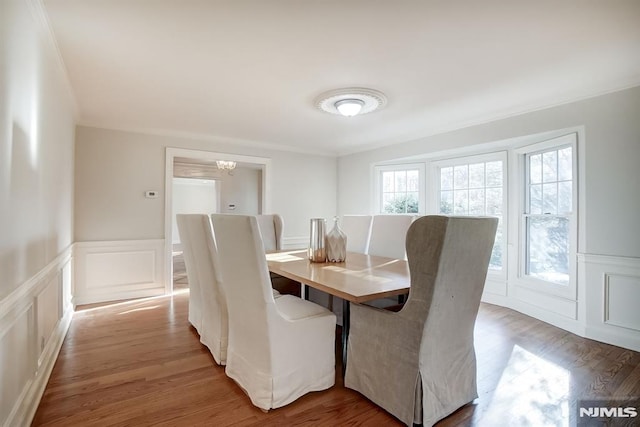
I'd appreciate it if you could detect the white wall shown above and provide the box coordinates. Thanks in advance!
[338,86,640,351]
[172,178,218,245]
[171,169,261,246]
[0,0,76,425]
[76,126,336,241]
[339,87,640,258]
[219,167,260,215]
[74,126,337,302]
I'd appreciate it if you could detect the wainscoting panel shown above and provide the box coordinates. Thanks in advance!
[0,302,35,426]
[483,278,507,297]
[0,247,73,427]
[74,240,166,305]
[282,236,307,250]
[604,274,640,331]
[581,254,640,352]
[36,275,60,355]
[511,284,578,320]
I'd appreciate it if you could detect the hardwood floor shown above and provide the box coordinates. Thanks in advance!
[33,293,640,426]
[173,252,189,290]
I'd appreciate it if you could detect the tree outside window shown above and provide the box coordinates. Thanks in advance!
[438,158,505,271]
[381,169,420,214]
[525,146,573,285]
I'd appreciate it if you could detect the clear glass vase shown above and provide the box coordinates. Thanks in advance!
[325,216,347,262]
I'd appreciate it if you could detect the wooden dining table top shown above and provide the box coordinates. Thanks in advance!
[266,250,410,303]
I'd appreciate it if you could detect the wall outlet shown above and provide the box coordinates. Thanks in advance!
[145,190,159,198]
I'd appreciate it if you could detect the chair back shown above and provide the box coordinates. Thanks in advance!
[367,215,415,259]
[184,214,228,364]
[210,214,276,372]
[341,215,373,253]
[176,214,203,332]
[405,216,497,339]
[255,214,284,251]
[404,216,497,422]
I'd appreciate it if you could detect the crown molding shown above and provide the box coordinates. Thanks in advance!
[77,122,338,157]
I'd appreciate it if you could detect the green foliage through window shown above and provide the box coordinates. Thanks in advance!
[383,194,419,214]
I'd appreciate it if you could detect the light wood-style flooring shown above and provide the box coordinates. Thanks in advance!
[172,252,189,290]
[33,288,640,426]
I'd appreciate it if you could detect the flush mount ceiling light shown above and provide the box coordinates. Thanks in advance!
[315,88,387,117]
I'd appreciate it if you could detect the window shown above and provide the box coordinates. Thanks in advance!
[524,144,573,285]
[374,164,425,214]
[435,154,506,272]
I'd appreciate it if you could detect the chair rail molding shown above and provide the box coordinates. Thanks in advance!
[74,239,165,305]
[0,245,73,427]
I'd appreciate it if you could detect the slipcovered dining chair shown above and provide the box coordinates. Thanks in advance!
[256,213,300,296]
[367,214,415,259]
[210,214,337,410]
[345,215,498,426]
[341,215,373,253]
[366,214,415,308]
[255,214,284,251]
[179,214,231,365]
[176,214,204,334]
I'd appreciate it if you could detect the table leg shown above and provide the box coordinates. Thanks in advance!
[302,284,309,300]
[342,299,350,378]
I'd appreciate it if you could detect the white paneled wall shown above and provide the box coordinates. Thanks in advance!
[580,254,640,351]
[74,240,166,305]
[0,248,73,427]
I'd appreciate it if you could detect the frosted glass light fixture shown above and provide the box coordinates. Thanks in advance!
[315,88,387,117]
[216,160,236,170]
[335,99,365,117]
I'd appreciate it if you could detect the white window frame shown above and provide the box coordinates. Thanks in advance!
[372,163,426,215]
[430,151,508,281]
[515,133,578,300]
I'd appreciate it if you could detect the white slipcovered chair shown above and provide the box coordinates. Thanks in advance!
[176,214,204,334]
[341,215,373,253]
[367,214,415,259]
[210,214,337,410]
[255,214,284,251]
[344,215,498,426]
[256,213,300,296]
[176,214,229,365]
[366,214,415,307]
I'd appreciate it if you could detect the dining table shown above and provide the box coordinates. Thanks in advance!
[266,249,410,372]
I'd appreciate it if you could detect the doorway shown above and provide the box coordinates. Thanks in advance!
[164,147,271,294]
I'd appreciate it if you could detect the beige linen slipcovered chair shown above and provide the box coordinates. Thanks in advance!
[341,215,373,253]
[176,214,229,365]
[176,214,204,334]
[367,214,415,259]
[210,214,337,410]
[345,215,498,426]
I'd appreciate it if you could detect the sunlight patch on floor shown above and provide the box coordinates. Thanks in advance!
[480,344,570,426]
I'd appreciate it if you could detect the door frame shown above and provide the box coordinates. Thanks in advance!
[164,147,271,294]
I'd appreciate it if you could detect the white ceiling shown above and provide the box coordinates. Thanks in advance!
[43,0,640,155]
